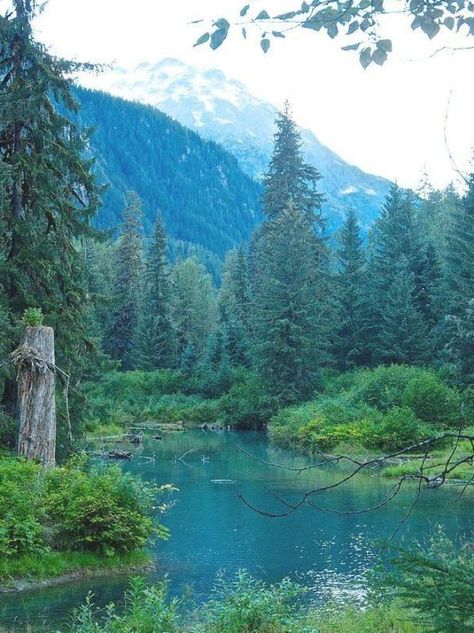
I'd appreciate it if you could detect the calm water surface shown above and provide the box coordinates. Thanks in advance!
[1,430,472,631]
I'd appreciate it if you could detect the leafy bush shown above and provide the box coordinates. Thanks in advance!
[65,573,420,633]
[269,365,464,454]
[21,306,44,327]
[44,456,162,556]
[83,370,219,429]
[70,577,181,633]
[0,459,45,557]
[200,571,305,633]
[369,407,434,452]
[401,374,463,428]
[0,456,167,564]
[218,369,276,429]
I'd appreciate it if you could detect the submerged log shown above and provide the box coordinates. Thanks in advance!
[15,326,56,468]
[108,449,133,460]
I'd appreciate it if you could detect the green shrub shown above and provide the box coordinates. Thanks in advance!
[269,366,463,455]
[70,577,181,633]
[352,365,426,411]
[370,408,434,452]
[21,306,44,327]
[401,374,463,428]
[219,370,276,429]
[44,457,162,556]
[199,571,306,633]
[0,459,45,558]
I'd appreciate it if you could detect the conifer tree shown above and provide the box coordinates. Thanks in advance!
[263,102,324,233]
[134,215,174,370]
[377,257,427,364]
[333,209,371,369]
[0,2,100,384]
[218,248,250,367]
[106,192,143,369]
[169,258,217,366]
[253,203,322,404]
[443,172,474,316]
[369,184,432,362]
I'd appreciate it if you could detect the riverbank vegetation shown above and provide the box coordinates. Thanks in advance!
[0,456,168,585]
[60,530,474,632]
[270,365,472,455]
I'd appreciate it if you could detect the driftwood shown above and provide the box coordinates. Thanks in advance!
[14,326,56,468]
[107,449,133,460]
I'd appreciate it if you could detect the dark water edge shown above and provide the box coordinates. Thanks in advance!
[1,430,472,632]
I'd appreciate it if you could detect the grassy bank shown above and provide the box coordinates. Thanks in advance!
[269,365,472,463]
[83,367,274,433]
[0,550,150,590]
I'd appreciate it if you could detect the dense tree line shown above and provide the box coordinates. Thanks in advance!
[96,102,474,402]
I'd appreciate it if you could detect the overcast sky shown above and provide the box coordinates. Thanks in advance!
[18,0,474,190]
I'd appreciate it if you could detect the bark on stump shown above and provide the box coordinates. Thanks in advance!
[16,326,56,468]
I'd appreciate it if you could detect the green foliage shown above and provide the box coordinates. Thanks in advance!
[199,571,305,633]
[20,307,44,327]
[0,456,165,564]
[0,550,148,585]
[0,4,101,411]
[44,458,159,556]
[0,459,45,558]
[83,370,219,428]
[70,577,181,633]
[64,573,420,633]
[270,365,466,454]
[401,372,463,427]
[170,258,218,367]
[105,192,144,369]
[218,369,276,429]
[202,1,473,68]
[388,531,474,632]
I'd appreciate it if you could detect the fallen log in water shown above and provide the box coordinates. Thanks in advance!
[107,450,133,460]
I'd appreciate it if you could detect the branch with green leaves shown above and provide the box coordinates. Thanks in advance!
[195,0,474,67]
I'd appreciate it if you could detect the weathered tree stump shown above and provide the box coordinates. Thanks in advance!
[15,326,56,467]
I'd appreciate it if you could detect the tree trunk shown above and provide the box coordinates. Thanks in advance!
[17,326,56,467]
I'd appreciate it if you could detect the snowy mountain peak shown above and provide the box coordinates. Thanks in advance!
[86,57,390,231]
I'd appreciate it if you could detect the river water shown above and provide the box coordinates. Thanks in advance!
[1,430,472,631]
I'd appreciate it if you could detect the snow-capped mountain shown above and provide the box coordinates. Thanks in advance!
[89,58,390,231]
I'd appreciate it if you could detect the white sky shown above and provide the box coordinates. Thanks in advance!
[16,0,474,189]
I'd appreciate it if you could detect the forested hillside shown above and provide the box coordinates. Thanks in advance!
[91,58,391,232]
[74,87,263,264]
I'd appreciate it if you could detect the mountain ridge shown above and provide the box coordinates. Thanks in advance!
[84,57,391,232]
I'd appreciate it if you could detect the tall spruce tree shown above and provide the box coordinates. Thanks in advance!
[0,2,101,419]
[218,248,250,367]
[369,184,432,363]
[377,257,428,364]
[134,215,174,370]
[443,172,474,315]
[106,192,143,369]
[253,203,322,404]
[333,209,371,369]
[263,102,324,232]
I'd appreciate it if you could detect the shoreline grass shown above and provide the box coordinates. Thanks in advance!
[0,549,151,590]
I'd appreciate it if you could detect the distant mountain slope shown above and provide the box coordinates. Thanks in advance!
[93,58,391,232]
[74,87,263,263]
